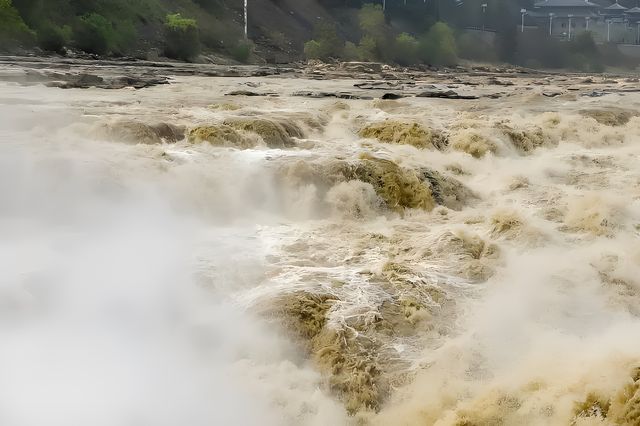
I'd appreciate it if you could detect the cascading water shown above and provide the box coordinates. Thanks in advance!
[2,66,640,425]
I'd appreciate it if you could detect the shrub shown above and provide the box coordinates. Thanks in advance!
[229,39,252,63]
[342,41,360,61]
[419,22,457,66]
[357,3,391,61]
[111,19,137,56]
[394,33,419,66]
[304,40,323,59]
[164,13,200,61]
[358,35,377,61]
[358,4,385,37]
[303,20,342,60]
[0,0,34,48]
[37,24,68,53]
[73,13,114,55]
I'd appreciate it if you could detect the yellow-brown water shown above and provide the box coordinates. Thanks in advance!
[2,66,640,425]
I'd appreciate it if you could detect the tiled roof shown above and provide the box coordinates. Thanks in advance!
[605,2,627,11]
[534,0,600,7]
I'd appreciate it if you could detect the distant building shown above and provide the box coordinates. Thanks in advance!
[526,0,640,43]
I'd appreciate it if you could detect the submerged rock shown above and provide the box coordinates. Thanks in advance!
[225,90,279,97]
[223,117,304,148]
[580,108,638,127]
[347,156,436,212]
[279,156,473,213]
[359,121,448,150]
[188,124,254,148]
[498,124,556,154]
[266,291,389,414]
[420,169,476,211]
[416,89,479,100]
[48,73,169,89]
[94,120,184,144]
[573,368,640,424]
[450,130,498,158]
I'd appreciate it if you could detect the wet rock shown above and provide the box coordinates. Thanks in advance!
[487,77,514,86]
[381,92,404,100]
[354,81,412,90]
[339,61,384,73]
[106,76,169,89]
[225,90,278,97]
[47,73,169,89]
[416,89,478,100]
[292,90,373,100]
[420,169,476,211]
[582,91,607,98]
[94,120,182,144]
[542,90,563,97]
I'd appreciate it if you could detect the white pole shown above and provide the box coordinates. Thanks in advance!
[521,10,526,33]
[549,13,554,36]
[383,0,386,11]
[244,0,248,40]
[607,20,611,42]
[568,15,572,40]
[586,17,590,31]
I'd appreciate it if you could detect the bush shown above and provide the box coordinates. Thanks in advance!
[164,13,200,61]
[357,35,377,61]
[229,40,252,63]
[419,22,457,66]
[357,3,390,61]
[304,40,323,60]
[111,19,136,56]
[0,0,34,48]
[73,13,114,55]
[342,41,360,61]
[303,21,342,60]
[37,24,68,53]
[394,33,419,66]
[358,4,385,37]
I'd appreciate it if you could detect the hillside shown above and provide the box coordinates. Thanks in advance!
[0,0,527,63]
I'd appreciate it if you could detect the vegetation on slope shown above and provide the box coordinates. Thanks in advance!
[0,0,637,71]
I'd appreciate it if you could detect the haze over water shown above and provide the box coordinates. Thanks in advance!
[2,66,640,425]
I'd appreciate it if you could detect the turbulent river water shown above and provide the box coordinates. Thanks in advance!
[2,64,640,425]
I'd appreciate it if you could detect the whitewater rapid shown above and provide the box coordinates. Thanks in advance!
[1,67,640,425]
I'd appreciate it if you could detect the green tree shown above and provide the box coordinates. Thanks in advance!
[37,24,69,53]
[357,3,390,61]
[0,0,34,48]
[304,20,343,60]
[394,33,419,66]
[358,3,385,36]
[73,13,114,55]
[419,22,457,66]
[164,13,201,61]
